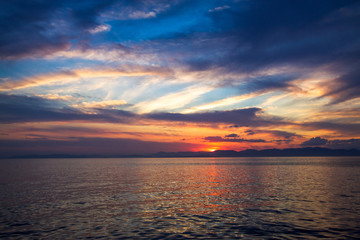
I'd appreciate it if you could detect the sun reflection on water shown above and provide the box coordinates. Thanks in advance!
[1,157,360,239]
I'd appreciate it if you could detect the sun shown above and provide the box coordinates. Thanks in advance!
[208,148,217,152]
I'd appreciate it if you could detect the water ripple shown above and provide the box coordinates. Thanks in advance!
[0,157,360,239]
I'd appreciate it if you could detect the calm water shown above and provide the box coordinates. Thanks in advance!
[0,157,360,239]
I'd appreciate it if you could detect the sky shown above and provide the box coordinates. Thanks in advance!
[0,0,360,156]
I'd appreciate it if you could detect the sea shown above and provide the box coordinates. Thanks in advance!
[0,157,360,239]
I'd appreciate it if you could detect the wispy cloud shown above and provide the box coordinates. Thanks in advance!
[74,99,127,109]
[35,94,76,101]
[131,85,214,114]
[129,11,157,19]
[182,92,262,114]
[209,5,230,12]
[89,24,111,34]
[0,65,173,90]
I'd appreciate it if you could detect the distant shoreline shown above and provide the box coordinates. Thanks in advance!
[4,147,360,159]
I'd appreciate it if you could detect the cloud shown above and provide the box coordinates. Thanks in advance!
[75,99,127,109]
[243,74,298,92]
[1,93,357,141]
[182,92,262,114]
[302,121,360,135]
[2,0,358,108]
[245,129,301,139]
[101,1,170,20]
[1,0,359,155]
[322,68,360,104]
[45,44,133,61]
[132,85,213,114]
[129,11,157,19]
[0,137,202,157]
[0,0,117,59]
[209,5,230,12]
[301,137,328,146]
[148,0,360,103]
[301,137,360,149]
[204,136,266,143]
[0,65,172,90]
[225,133,239,138]
[0,93,287,130]
[245,129,255,135]
[89,24,111,34]
[21,126,124,137]
[35,94,76,101]
[146,108,282,127]
[0,94,132,123]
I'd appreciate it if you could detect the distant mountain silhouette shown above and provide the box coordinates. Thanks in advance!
[7,147,360,158]
[150,147,360,158]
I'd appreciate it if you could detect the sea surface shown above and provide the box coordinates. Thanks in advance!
[0,157,360,239]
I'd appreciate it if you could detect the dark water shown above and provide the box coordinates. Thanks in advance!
[0,157,360,239]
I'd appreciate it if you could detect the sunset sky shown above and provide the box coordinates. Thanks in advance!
[1,0,360,156]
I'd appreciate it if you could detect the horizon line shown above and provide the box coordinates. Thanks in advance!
[3,147,360,159]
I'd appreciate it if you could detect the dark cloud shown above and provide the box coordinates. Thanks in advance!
[244,75,295,92]
[156,0,360,102]
[204,136,266,143]
[0,137,200,157]
[69,0,116,29]
[301,137,328,146]
[244,129,255,135]
[322,67,360,104]
[225,133,239,138]
[208,129,300,145]
[182,0,359,68]
[0,93,75,123]
[106,107,287,127]
[269,130,301,139]
[301,137,360,149]
[216,0,360,70]
[0,1,65,59]
[302,121,360,135]
[273,139,292,144]
[245,129,301,139]
[146,108,283,126]
[242,129,300,144]
[205,132,267,143]
[0,0,116,59]
[215,73,298,94]
[0,94,283,127]
[21,126,143,137]
[0,94,357,139]
[0,94,131,123]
